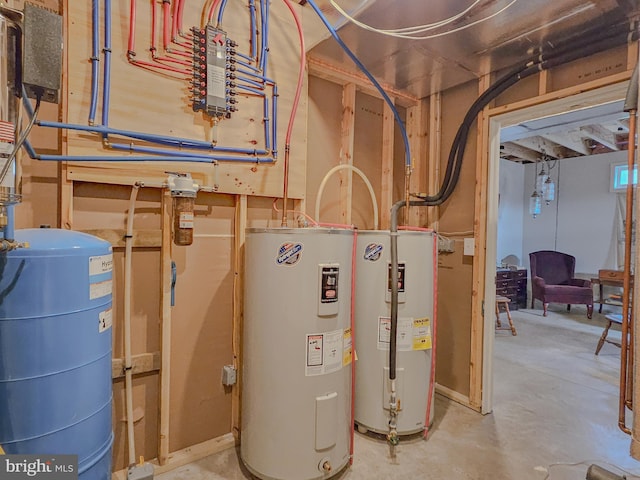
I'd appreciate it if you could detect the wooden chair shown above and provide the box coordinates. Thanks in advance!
[595,314,622,355]
[495,295,517,336]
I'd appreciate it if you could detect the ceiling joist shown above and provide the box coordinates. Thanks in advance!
[510,135,567,159]
[580,125,619,151]
[500,143,540,162]
[538,131,590,156]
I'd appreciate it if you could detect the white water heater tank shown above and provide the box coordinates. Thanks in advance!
[242,227,354,480]
[354,230,436,435]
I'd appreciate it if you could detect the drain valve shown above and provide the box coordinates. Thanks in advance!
[318,458,332,474]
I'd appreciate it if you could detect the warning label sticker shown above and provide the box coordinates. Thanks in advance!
[306,329,344,376]
[99,308,113,333]
[377,316,430,351]
[343,328,352,366]
[412,317,432,350]
[90,279,112,300]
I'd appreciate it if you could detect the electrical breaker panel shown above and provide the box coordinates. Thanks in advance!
[318,264,340,316]
[385,262,406,303]
[191,26,237,117]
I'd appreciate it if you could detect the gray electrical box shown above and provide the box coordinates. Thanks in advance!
[221,365,237,386]
[23,3,62,103]
[127,463,154,480]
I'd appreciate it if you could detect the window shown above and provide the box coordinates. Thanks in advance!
[611,163,638,192]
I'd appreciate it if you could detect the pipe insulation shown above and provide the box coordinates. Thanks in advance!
[586,464,626,480]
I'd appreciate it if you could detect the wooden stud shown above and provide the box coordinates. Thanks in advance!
[469,74,491,411]
[158,190,172,465]
[628,41,638,71]
[59,164,73,230]
[307,57,419,108]
[112,352,161,379]
[538,70,549,96]
[406,99,429,226]
[380,101,395,229]
[232,194,247,443]
[427,92,441,230]
[59,0,71,230]
[340,84,356,225]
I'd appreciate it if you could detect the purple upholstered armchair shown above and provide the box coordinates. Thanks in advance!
[529,251,594,319]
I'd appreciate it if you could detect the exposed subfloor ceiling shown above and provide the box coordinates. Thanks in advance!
[308,0,637,98]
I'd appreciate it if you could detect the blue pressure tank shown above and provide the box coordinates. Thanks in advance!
[0,229,114,480]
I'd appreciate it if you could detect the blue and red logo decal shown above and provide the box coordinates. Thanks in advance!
[276,242,303,266]
[364,243,384,261]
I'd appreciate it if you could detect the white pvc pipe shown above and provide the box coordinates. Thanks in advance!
[124,183,140,466]
[314,164,379,228]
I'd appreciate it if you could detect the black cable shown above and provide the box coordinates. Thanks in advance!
[415,24,638,206]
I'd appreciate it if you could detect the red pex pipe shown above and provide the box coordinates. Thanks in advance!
[424,230,438,439]
[349,228,357,464]
[207,0,222,24]
[128,0,137,53]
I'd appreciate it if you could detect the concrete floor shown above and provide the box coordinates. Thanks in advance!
[158,305,640,480]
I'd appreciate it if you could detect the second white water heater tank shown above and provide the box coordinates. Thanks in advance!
[354,230,436,435]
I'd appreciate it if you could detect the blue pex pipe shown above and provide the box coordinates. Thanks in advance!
[272,84,278,159]
[3,205,15,241]
[108,142,270,158]
[248,0,257,60]
[38,153,275,163]
[236,75,265,89]
[89,0,100,124]
[305,0,412,169]
[217,0,229,25]
[102,0,112,130]
[259,0,269,72]
[37,121,270,154]
[263,96,271,151]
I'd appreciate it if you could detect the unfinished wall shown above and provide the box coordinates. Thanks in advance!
[10,0,639,471]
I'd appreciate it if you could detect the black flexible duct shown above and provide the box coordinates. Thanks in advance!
[416,23,639,206]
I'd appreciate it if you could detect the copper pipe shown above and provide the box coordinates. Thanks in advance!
[281,145,290,227]
[627,292,634,410]
[619,108,636,435]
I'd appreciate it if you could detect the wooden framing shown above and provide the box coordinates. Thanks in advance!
[112,352,160,379]
[79,229,162,248]
[158,190,172,465]
[340,84,356,225]
[308,57,419,108]
[112,434,235,480]
[474,63,635,412]
[427,92,441,229]
[406,100,429,226]
[487,70,632,117]
[469,74,491,411]
[232,195,248,441]
[380,101,395,229]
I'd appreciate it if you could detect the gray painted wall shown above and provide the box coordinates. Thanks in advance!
[498,150,628,276]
